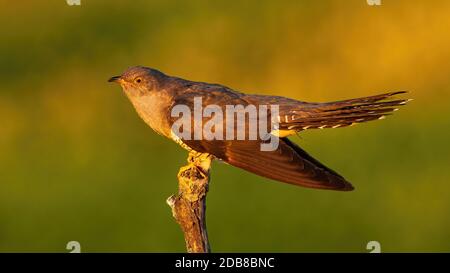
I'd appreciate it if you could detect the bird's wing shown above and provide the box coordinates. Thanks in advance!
[181,137,353,191]
[167,82,254,141]
[166,83,352,190]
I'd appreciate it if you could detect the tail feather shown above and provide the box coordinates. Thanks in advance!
[321,91,407,108]
[280,91,410,130]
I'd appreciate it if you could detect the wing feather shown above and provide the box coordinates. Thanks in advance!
[182,138,353,191]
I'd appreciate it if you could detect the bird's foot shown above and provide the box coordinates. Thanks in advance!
[179,152,212,180]
[177,164,205,180]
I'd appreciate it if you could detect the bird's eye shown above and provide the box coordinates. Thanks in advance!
[135,77,142,84]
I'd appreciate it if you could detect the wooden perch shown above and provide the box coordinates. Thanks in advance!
[167,151,212,253]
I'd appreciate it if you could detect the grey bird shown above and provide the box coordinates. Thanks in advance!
[109,66,409,191]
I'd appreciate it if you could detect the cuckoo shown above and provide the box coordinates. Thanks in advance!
[109,66,409,191]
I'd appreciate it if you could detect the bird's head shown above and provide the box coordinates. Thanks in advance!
[108,66,165,97]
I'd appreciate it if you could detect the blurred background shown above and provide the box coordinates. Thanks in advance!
[1,0,449,252]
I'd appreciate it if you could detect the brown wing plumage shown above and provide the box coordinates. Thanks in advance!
[182,138,353,191]
[167,82,352,190]
[166,78,408,190]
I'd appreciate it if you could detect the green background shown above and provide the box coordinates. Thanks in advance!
[1,0,449,252]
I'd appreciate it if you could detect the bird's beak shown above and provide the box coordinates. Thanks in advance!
[108,75,122,83]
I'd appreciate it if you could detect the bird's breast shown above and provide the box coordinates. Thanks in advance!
[129,94,172,138]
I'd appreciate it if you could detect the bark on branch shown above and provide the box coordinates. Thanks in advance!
[166,151,212,253]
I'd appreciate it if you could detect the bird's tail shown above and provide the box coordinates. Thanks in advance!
[282,91,411,130]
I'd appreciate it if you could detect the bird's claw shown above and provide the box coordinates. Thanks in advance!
[177,152,212,180]
[178,162,208,180]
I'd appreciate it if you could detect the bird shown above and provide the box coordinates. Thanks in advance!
[109,66,410,191]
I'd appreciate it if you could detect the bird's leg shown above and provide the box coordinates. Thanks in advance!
[178,152,212,180]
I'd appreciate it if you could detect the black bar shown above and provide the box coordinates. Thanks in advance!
[0,253,447,272]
